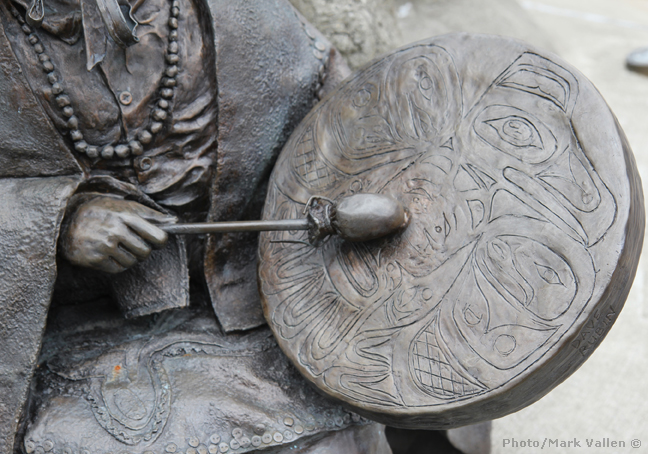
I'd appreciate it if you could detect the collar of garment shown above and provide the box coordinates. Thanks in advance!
[12,0,139,69]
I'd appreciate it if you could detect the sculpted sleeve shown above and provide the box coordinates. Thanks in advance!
[203,0,349,331]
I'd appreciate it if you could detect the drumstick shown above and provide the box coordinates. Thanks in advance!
[159,193,409,244]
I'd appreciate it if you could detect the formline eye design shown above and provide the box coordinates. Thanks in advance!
[474,105,558,164]
[417,68,435,100]
[486,116,542,148]
[352,87,373,108]
[535,262,564,286]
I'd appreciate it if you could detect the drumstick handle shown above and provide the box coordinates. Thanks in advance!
[160,218,310,235]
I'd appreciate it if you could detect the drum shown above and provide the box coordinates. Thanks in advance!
[258,33,644,428]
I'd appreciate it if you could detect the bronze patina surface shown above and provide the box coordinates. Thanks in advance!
[161,193,408,244]
[0,0,396,452]
[0,0,642,449]
[259,33,645,429]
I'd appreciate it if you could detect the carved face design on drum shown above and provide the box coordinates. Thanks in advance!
[400,52,612,397]
[261,47,617,407]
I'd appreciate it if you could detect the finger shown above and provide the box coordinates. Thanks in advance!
[123,215,168,247]
[110,245,139,269]
[119,230,152,260]
[94,257,128,274]
[127,201,178,224]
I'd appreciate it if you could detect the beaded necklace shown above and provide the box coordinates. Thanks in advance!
[9,1,180,160]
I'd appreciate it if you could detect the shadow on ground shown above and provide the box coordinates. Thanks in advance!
[387,428,463,454]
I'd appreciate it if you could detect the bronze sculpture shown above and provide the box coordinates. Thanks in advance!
[0,0,643,453]
[0,0,392,452]
[259,35,644,428]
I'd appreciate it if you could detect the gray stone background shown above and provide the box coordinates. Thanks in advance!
[292,1,648,453]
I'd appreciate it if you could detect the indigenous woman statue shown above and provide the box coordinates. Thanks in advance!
[0,1,391,453]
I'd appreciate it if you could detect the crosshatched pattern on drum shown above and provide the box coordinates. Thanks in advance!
[411,315,486,399]
[258,34,644,428]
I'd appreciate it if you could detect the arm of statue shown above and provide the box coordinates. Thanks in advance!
[59,195,176,273]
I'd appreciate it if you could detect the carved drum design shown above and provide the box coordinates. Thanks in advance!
[258,34,645,428]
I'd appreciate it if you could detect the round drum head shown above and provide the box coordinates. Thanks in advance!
[258,34,644,428]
